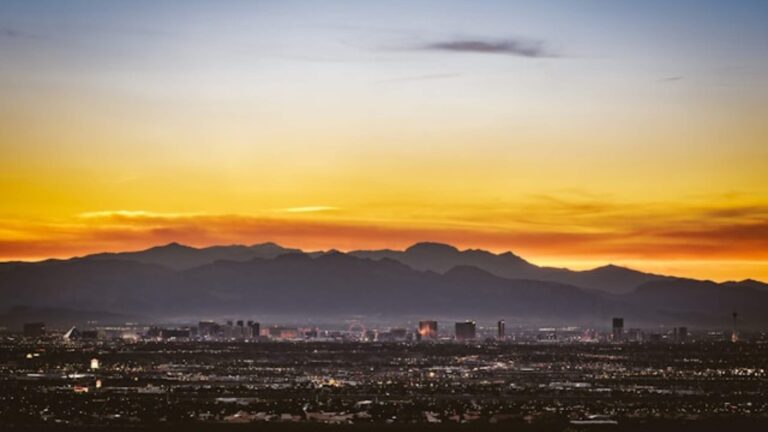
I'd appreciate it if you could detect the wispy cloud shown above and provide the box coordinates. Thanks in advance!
[659,76,684,82]
[2,198,768,269]
[78,210,206,220]
[0,27,39,39]
[420,38,557,58]
[280,206,339,213]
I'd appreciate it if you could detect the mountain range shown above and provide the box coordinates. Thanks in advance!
[1,242,766,328]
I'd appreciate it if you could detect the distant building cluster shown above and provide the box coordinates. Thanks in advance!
[15,315,746,345]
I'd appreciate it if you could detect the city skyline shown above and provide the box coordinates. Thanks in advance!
[2,1,768,281]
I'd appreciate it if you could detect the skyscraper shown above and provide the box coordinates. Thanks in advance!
[455,321,476,341]
[612,318,624,342]
[418,321,438,340]
[497,320,506,340]
[249,321,260,339]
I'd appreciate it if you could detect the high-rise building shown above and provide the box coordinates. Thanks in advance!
[497,320,506,340]
[249,321,260,339]
[612,317,624,342]
[674,326,688,343]
[23,322,45,338]
[223,321,235,339]
[198,321,219,338]
[418,321,438,340]
[455,321,476,341]
[233,320,245,339]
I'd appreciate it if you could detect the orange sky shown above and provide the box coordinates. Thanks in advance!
[2,196,768,281]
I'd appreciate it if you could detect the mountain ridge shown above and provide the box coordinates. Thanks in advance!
[1,241,765,327]
[3,241,762,293]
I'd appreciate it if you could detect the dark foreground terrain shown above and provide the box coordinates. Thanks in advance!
[1,338,767,431]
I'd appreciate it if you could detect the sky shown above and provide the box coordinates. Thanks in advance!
[1,0,768,281]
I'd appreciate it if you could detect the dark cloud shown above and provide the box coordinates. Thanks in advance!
[0,28,38,39]
[421,38,556,58]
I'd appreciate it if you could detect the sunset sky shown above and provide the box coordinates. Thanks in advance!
[1,0,767,281]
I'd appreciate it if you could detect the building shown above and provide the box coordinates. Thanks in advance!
[455,321,476,341]
[390,328,407,340]
[248,321,260,340]
[160,328,191,339]
[647,333,663,343]
[23,322,45,338]
[626,328,644,343]
[612,317,624,342]
[198,321,219,338]
[222,321,235,339]
[497,320,506,340]
[379,328,407,342]
[63,326,79,340]
[674,326,688,343]
[418,321,438,340]
[269,326,299,339]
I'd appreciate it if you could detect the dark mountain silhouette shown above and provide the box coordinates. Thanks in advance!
[83,242,300,270]
[1,245,767,327]
[350,242,670,294]
[48,241,692,295]
[722,279,768,292]
[624,279,768,325]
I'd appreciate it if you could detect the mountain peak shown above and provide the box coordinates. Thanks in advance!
[152,242,195,251]
[251,241,282,249]
[405,242,459,254]
[592,264,632,273]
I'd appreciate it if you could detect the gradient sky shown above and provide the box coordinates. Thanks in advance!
[1,0,768,281]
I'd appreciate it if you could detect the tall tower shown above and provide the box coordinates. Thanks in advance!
[731,311,739,343]
[497,320,506,340]
[612,317,624,342]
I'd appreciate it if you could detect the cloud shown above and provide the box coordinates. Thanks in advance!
[659,76,684,82]
[3,196,768,281]
[0,28,39,39]
[420,38,556,58]
[2,200,768,259]
[78,210,206,220]
[280,206,339,213]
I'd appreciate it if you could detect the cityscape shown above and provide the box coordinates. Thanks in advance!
[3,316,768,430]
